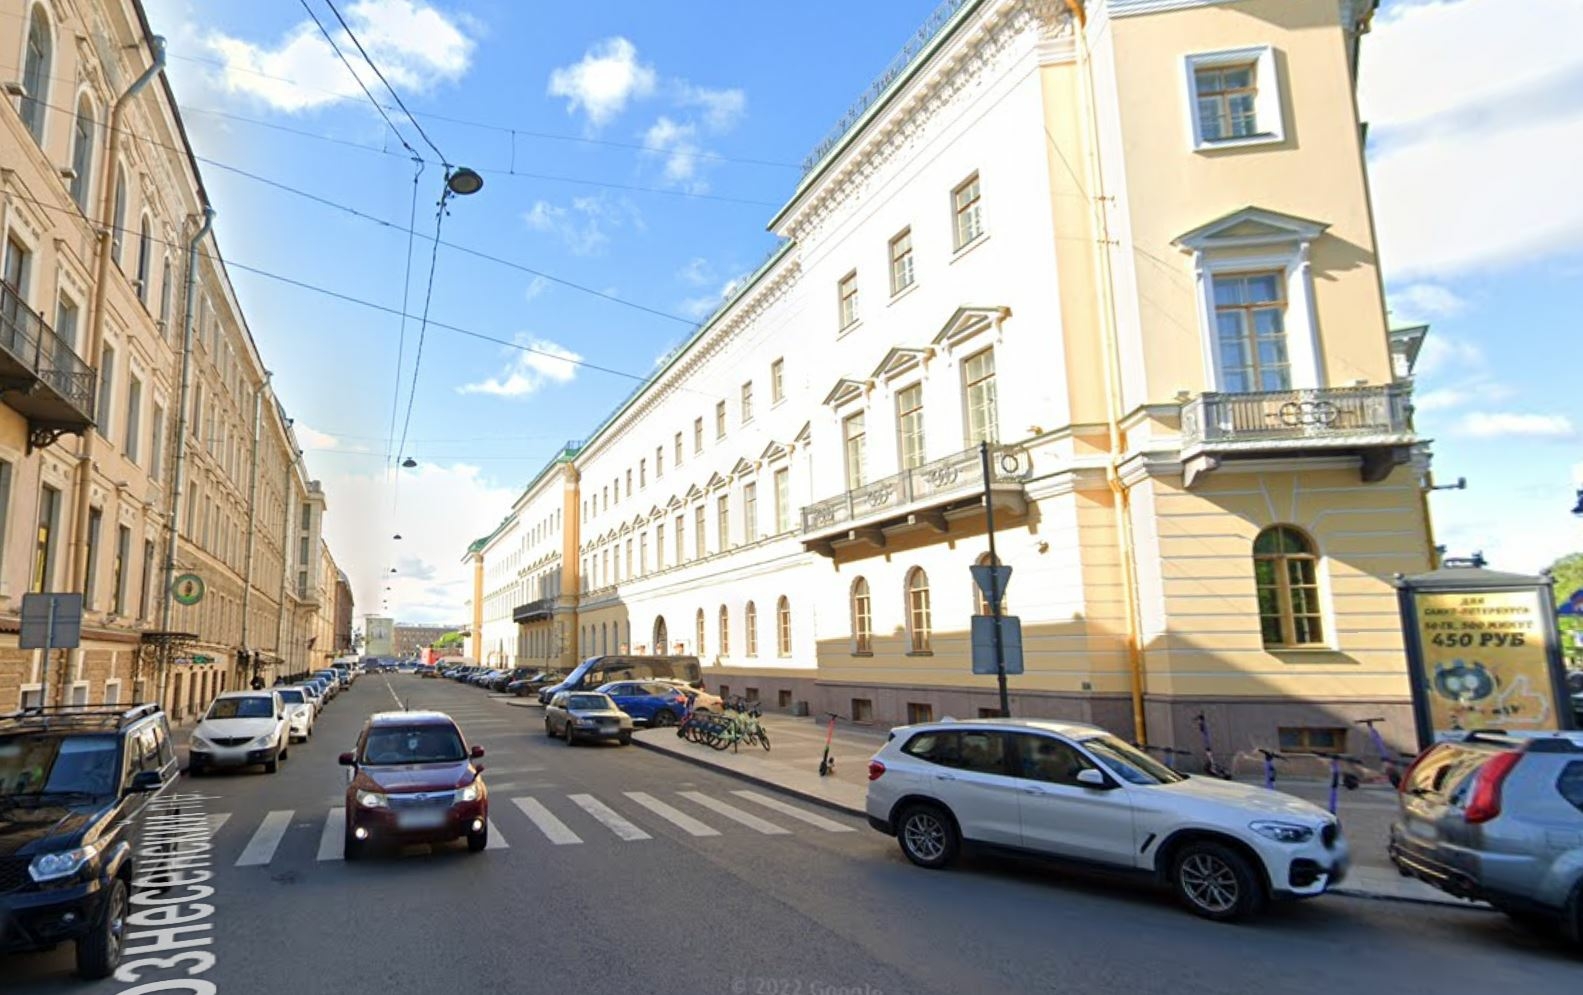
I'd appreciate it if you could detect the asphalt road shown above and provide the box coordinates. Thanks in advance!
[7,677,1579,994]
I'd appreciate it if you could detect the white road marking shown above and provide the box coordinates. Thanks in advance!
[207,813,231,834]
[624,791,720,837]
[731,790,857,832]
[318,807,346,861]
[512,797,582,845]
[236,810,294,866]
[486,819,508,849]
[678,791,790,835]
[569,793,651,841]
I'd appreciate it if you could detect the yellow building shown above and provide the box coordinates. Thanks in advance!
[465,0,1432,758]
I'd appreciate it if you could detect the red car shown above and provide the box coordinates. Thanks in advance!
[338,710,488,859]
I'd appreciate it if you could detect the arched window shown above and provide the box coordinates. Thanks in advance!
[972,552,1006,616]
[70,95,95,211]
[111,167,127,264]
[906,568,932,653]
[718,605,730,657]
[1253,526,1324,647]
[744,601,758,657]
[776,596,791,657]
[136,215,152,303]
[20,5,51,144]
[695,608,706,657]
[851,577,872,654]
[652,615,667,653]
[600,622,608,655]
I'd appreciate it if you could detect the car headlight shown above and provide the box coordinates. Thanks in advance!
[29,845,98,883]
[190,735,213,750]
[251,732,277,747]
[356,789,389,809]
[1250,821,1315,844]
[455,782,481,803]
[575,717,597,727]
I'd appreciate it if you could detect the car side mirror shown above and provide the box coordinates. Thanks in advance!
[470,745,485,759]
[473,764,485,774]
[129,769,163,793]
[1076,768,1111,789]
[338,752,356,766]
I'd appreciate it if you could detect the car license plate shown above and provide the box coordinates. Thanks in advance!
[396,809,448,830]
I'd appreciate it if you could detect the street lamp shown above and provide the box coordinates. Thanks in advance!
[445,166,484,197]
[393,534,403,540]
[401,457,417,468]
[1572,488,1583,517]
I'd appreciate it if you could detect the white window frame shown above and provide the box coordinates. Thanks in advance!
[1194,249,1322,393]
[1183,46,1284,152]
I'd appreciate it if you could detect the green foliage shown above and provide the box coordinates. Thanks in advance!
[434,630,465,649]
[1547,552,1583,662]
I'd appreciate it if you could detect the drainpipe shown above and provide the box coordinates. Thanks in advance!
[156,205,214,706]
[238,372,270,671]
[68,36,166,596]
[276,451,297,677]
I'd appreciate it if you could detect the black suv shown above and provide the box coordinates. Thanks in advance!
[1,703,177,978]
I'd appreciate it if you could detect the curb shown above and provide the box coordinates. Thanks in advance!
[629,734,867,820]
[1329,886,1492,910]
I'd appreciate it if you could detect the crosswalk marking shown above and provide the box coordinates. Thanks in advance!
[569,793,651,841]
[237,810,294,866]
[623,792,721,837]
[731,790,856,833]
[207,813,231,834]
[486,819,508,849]
[678,791,790,835]
[512,797,582,845]
[318,807,346,861]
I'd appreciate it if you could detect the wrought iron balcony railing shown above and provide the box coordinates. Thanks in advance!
[801,443,1029,537]
[0,282,97,450]
[512,598,556,624]
[1180,384,1413,451]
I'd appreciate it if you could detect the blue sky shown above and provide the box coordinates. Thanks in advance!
[138,0,1583,622]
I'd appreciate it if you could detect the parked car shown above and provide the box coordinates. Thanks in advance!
[188,691,290,775]
[0,702,177,979]
[490,668,535,692]
[545,692,634,746]
[865,718,1347,921]
[308,676,333,704]
[539,654,703,704]
[507,671,564,697]
[650,678,724,712]
[339,710,489,859]
[1389,730,1583,941]
[277,685,315,742]
[596,681,691,727]
[312,670,342,698]
[418,665,439,679]
[298,680,325,716]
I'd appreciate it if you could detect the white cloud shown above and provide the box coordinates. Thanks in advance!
[678,257,714,285]
[521,195,642,256]
[203,0,476,113]
[1456,411,1576,439]
[644,116,704,185]
[1411,333,1481,379]
[523,275,550,303]
[1361,0,1583,278]
[295,424,340,450]
[547,37,656,127]
[458,335,582,398]
[1389,283,1468,321]
[677,84,746,131]
[678,269,750,321]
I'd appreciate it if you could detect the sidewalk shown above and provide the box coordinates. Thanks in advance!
[627,710,1487,910]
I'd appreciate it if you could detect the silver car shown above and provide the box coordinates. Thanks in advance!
[545,692,634,746]
[1389,730,1583,941]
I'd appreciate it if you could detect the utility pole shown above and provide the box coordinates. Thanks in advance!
[979,442,1010,718]
[238,372,268,681]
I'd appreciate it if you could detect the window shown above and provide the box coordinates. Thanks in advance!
[140,538,154,619]
[654,524,665,570]
[655,445,663,479]
[1559,762,1583,816]
[889,229,915,294]
[907,703,934,725]
[639,533,648,575]
[297,570,308,598]
[843,412,867,488]
[626,468,633,495]
[136,217,152,302]
[23,484,49,591]
[70,97,95,211]
[771,358,785,403]
[716,494,730,550]
[973,552,1006,616]
[743,483,757,543]
[675,514,685,564]
[694,505,706,558]
[4,236,30,298]
[675,431,684,465]
[773,467,791,534]
[777,689,792,708]
[1213,272,1290,392]
[744,601,758,657]
[639,459,647,488]
[84,508,102,608]
[625,538,633,579]
[19,7,50,144]
[1186,47,1283,149]
[1254,526,1324,647]
[54,296,79,381]
[776,596,791,656]
[694,417,704,453]
[715,400,727,439]
[113,525,130,614]
[851,578,872,654]
[150,403,165,478]
[896,383,925,470]
[159,258,173,331]
[111,169,127,266]
[837,271,859,330]
[741,381,754,424]
[953,173,983,248]
[695,608,706,657]
[718,606,730,656]
[851,698,874,723]
[1013,733,1097,785]
[906,568,932,653]
[191,382,203,442]
[124,376,142,462]
[962,348,999,444]
[1277,727,1346,754]
[298,535,309,566]
[0,460,12,567]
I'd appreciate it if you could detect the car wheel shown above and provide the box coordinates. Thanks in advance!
[652,708,678,728]
[564,723,576,746]
[187,762,203,777]
[263,753,279,774]
[467,824,488,853]
[75,875,127,979]
[545,719,556,738]
[280,742,289,761]
[896,804,959,870]
[1171,841,1266,921]
[619,731,632,746]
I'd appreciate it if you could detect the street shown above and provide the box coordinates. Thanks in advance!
[7,676,1579,995]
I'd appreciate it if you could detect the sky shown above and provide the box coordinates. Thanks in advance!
[132,0,1583,624]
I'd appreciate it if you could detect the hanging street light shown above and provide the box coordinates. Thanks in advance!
[446,166,484,197]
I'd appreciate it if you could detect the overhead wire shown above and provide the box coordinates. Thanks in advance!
[294,0,422,161]
[384,158,424,473]
[321,0,449,165]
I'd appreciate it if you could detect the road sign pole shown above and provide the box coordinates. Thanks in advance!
[980,442,1009,717]
[40,597,56,708]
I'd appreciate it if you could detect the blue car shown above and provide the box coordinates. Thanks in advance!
[596,681,692,727]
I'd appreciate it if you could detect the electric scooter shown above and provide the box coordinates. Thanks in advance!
[817,712,838,776]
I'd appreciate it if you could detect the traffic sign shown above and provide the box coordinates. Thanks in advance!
[970,564,1012,606]
[20,593,83,650]
[971,615,1024,675]
[172,573,205,606]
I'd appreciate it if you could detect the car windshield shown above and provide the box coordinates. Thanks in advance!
[278,689,305,704]
[1081,735,1184,785]
[207,697,275,720]
[361,726,467,765]
[566,694,610,711]
[0,734,120,800]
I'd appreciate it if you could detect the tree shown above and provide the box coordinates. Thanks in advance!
[1546,552,1583,664]
[434,630,465,650]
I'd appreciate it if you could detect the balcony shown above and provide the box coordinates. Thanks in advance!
[0,283,96,451]
[512,598,555,624]
[1179,384,1416,485]
[801,443,1030,557]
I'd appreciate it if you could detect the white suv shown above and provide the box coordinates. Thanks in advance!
[865,718,1348,920]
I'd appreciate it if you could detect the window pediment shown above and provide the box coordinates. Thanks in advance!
[792,421,812,446]
[870,346,934,383]
[683,483,703,501]
[759,441,789,463]
[932,306,1010,351]
[705,472,729,491]
[1173,207,1327,253]
[729,457,755,478]
[821,377,869,409]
